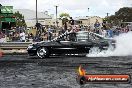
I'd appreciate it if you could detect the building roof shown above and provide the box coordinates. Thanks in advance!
[13,9,52,20]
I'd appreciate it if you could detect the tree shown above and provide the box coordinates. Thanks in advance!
[59,13,70,25]
[106,15,119,25]
[115,7,132,22]
[14,11,27,27]
[106,7,132,26]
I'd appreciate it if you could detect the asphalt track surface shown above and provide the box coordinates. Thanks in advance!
[0,55,132,88]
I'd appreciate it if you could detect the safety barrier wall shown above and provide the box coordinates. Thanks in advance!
[0,42,32,49]
[0,42,33,54]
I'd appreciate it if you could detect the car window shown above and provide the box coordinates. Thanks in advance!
[89,33,103,41]
[68,33,76,41]
[76,32,88,42]
[57,32,77,42]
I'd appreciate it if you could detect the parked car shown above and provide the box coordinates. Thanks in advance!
[27,31,116,58]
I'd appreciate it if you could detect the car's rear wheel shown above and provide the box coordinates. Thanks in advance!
[37,47,49,58]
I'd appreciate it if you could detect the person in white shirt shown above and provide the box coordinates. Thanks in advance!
[20,31,26,42]
[0,32,6,43]
[102,29,107,37]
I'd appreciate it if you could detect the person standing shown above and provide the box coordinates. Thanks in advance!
[102,29,107,37]
[69,17,74,29]
[107,29,113,38]
[64,21,68,31]
[20,31,26,42]
[69,17,74,25]
[0,32,6,43]
[94,19,101,34]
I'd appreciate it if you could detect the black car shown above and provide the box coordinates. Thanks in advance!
[27,31,115,58]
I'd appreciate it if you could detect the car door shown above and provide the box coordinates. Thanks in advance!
[71,32,93,53]
[50,33,76,54]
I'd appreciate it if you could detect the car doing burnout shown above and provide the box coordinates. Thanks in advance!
[27,31,116,58]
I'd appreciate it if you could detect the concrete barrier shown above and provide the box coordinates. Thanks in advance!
[0,42,32,49]
[0,42,32,54]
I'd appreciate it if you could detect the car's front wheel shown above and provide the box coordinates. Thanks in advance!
[37,47,49,58]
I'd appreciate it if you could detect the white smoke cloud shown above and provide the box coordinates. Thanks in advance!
[87,32,132,57]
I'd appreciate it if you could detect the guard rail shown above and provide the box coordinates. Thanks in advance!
[0,42,32,50]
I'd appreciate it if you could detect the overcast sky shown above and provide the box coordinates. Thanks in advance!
[0,0,132,18]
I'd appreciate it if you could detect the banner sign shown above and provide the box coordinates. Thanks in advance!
[1,6,13,13]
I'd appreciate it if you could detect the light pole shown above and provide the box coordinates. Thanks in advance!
[0,4,2,32]
[36,0,38,24]
[106,13,110,17]
[55,5,58,27]
[88,8,90,30]
[106,13,110,24]
[88,8,89,15]
[0,4,2,13]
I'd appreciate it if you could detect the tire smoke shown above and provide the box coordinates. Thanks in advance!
[87,32,132,57]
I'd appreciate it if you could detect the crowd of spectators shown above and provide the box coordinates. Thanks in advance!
[0,20,132,43]
[93,24,132,38]
[0,26,57,42]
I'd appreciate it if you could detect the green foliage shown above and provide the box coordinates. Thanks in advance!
[59,13,70,19]
[13,11,27,27]
[106,7,132,25]
[59,13,70,25]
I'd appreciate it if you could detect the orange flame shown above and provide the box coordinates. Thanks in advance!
[78,65,86,76]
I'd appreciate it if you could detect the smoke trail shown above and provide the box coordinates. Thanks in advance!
[87,32,132,57]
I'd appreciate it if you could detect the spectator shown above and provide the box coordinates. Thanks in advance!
[0,32,6,42]
[20,31,26,42]
[61,27,66,34]
[64,21,68,30]
[12,32,19,42]
[94,19,101,34]
[69,17,74,26]
[28,33,34,42]
[47,27,53,41]
[107,29,113,38]
[69,17,74,29]
[113,28,120,36]
[102,29,107,37]
[47,31,52,41]
[43,33,48,41]
[0,32,4,39]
